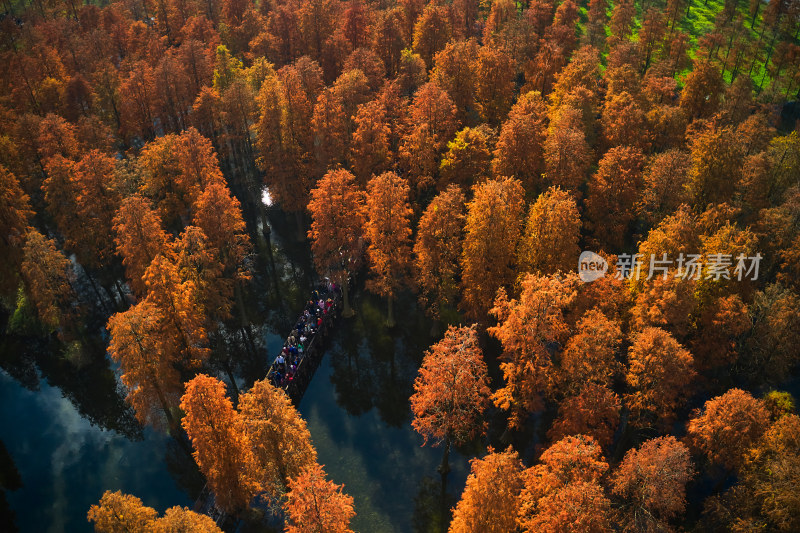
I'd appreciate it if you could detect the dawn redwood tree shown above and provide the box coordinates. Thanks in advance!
[687,388,771,471]
[192,181,252,326]
[138,128,226,228]
[153,506,224,532]
[679,60,724,119]
[413,185,465,328]
[364,171,412,327]
[193,182,251,283]
[517,186,581,275]
[0,165,34,300]
[284,462,356,533]
[410,325,491,475]
[107,300,181,431]
[349,99,392,185]
[625,327,697,430]
[307,169,366,317]
[41,155,81,250]
[686,125,743,207]
[449,447,525,533]
[691,294,750,370]
[439,125,495,190]
[87,491,158,532]
[611,436,694,532]
[559,309,623,392]
[601,91,648,151]
[717,414,800,531]
[311,88,349,174]
[547,383,622,448]
[407,82,459,151]
[412,4,452,71]
[399,81,459,189]
[238,379,317,498]
[181,374,262,514]
[638,149,692,225]
[113,195,172,297]
[743,283,800,384]
[88,490,223,533]
[474,44,515,126]
[518,435,612,532]
[431,39,478,122]
[20,230,76,333]
[143,253,210,366]
[490,273,579,429]
[69,150,121,270]
[492,91,549,191]
[255,72,314,234]
[630,276,698,342]
[460,177,525,322]
[586,146,645,251]
[543,115,592,197]
[175,226,231,324]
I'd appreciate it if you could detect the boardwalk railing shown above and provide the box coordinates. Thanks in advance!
[193,284,342,527]
[264,286,340,405]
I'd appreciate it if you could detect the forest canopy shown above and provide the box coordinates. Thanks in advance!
[0,0,799,530]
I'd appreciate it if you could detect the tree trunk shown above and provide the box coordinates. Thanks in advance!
[430,318,441,338]
[224,360,240,407]
[341,280,355,318]
[234,282,249,328]
[85,270,111,315]
[114,279,130,309]
[437,437,451,533]
[295,210,305,242]
[386,293,395,328]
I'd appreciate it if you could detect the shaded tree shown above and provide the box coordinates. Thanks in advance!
[413,185,465,325]
[284,463,355,533]
[611,436,694,532]
[0,165,34,300]
[411,325,491,474]
[518,186,581,275]
[307,169,366,317]
[20,230,76,333]
[412,4,452,71]
[492,91,549,192]
[586,146,645,251]
[474,45,515,126]
[238,379,317,498]
[460,177,525,322]
[548,383,622,449]
[687,388,771,471]
[364,171,413,327]
[625,327,696,430]
[180,374,261,514]
[490,273,578,428]
[449,447,525,533]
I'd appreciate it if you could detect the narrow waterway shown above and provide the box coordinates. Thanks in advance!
[0,207,470,532]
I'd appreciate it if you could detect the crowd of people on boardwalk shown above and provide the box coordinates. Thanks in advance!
[268,282,338,390]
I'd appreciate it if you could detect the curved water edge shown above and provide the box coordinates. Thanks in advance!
[0,206,470,532]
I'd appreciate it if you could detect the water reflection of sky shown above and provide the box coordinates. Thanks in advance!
[298,296,469,533]
[0,370,192,533]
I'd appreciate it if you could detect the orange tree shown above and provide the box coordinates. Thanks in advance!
[410,325,491,476]
[306,168,366,317]
[364,171,412,327]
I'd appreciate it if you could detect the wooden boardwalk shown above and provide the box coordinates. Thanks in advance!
[192,285,342,528]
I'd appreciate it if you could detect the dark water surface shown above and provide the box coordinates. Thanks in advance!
[0,208,469,532]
